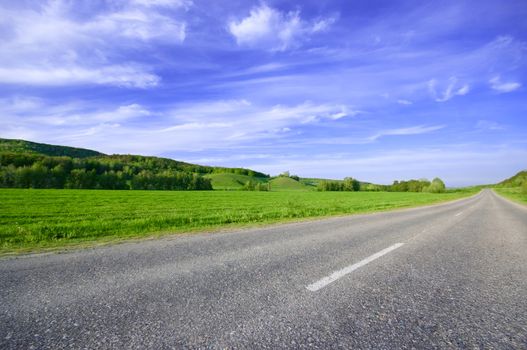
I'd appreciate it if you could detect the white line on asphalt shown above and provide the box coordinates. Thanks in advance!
[306,243,405,292]
[455,212,463,216]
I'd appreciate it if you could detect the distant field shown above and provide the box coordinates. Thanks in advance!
[0,189,476,253]
[495,188,527,205]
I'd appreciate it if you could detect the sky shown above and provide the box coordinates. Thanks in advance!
[1,0,526,186]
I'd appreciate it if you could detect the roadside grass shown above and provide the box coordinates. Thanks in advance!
[0,188,477,254]
[494,187,527,205]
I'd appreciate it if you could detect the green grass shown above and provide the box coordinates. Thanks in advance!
[204,173,266,190]
[494,187,527,205]
[0,188,477,254]
[269,177,312,191]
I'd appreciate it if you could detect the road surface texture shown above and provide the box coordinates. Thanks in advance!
[1,189,526,349]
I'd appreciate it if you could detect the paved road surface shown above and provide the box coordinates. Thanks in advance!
[1,189,526,349]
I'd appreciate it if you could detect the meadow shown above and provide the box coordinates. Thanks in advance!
[0,188,477,254]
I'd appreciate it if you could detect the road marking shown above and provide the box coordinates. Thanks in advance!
[455,211,463,216]
[306,243,404,292]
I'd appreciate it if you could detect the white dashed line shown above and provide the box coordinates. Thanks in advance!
[306,243,405,292]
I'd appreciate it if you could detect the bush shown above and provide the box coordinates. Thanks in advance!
[522,181,527,194]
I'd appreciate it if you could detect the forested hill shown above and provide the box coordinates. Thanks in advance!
[0,138,268,190]
[0,138,104,158]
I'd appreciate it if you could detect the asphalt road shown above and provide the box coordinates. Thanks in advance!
[1,189,526,349]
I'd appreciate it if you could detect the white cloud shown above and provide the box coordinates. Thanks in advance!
[0,66,159,88]
[228,4,336,51]
[311,125,445,145]
[87,10,186,42]
[312,17,338,33]
[1,98,356,154]
[476,120,505,131]
[303,125,446,146]
[160,122,232,132]
[489,76,521,93]
[456,84,470,95]
[397,99,413,105]
[131,0,192,8]
[371,125,445,140]
[0,0,187,87]
[0,98,152,127]
[428,77,470,102]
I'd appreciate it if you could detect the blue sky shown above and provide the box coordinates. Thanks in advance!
[1,0,526,186]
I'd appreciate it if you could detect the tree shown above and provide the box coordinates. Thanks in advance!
[425,177,446,193]
[522,181,527,194]
[352,178,361,191]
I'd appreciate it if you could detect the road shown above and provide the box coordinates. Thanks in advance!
[1,189,526,349]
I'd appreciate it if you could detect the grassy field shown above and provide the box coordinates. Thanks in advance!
[0,189,476,254]
[494,187,527,205]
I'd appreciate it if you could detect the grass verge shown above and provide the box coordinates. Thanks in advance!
[0,188,477,255]
[494,188,527,205]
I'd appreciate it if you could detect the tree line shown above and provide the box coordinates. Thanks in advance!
[318,177,361,191]
[317,177,446,193]
[0,152,213,190]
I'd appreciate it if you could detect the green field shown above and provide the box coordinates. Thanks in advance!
[0,188,477,254]
[494,188,527,205]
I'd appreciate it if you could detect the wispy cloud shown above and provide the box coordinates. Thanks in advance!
[228,3,337,51]
[0,0,188,87]
[310,125,445,145]
[489,76,521,93]
[0,66,159,88]
[476,120,505,131]
[370,125,445,141]
[1,97,357,154]
[428,77,470,102]
[0,97,152,126]
[131,0,192,9]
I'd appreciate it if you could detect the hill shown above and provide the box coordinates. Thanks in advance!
[0,138,104,158]
[497,170,527,187]
[269,176,313,191]
[204,173,267,190]
[0,138,268,190]
[0,138,268,177]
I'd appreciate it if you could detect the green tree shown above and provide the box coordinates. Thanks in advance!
[425,177,446,193]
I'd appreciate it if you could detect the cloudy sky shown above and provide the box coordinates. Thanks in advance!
[1,0,526,186]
